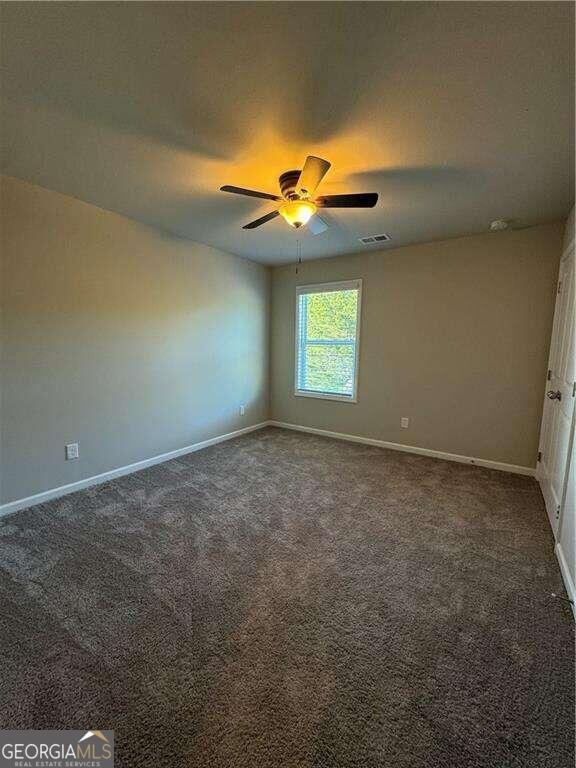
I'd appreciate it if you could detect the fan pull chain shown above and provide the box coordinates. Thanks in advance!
[295,239,302,275]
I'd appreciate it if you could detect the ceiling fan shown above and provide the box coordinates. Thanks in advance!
[220,155,378,234]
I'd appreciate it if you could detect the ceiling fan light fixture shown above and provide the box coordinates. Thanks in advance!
[221,155,378,231]
[279,200,317,229]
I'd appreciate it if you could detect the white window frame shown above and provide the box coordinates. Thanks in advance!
[294,279,362,403]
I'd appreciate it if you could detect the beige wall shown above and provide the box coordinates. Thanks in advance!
[270,223,563,468]
[0,173,567,505]
[1,176,270,504]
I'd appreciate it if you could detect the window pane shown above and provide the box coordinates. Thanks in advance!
[297,287,359,398]
[305,290,358,340]
[303,343,356,395]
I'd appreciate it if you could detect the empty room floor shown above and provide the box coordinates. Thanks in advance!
[0,427,573,767]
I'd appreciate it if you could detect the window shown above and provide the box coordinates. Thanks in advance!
[295,280,362,402]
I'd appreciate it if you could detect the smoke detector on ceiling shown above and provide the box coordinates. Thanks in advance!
[359,233,391,245]
[489,219,508,232]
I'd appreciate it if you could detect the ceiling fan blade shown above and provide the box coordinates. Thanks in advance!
[296,156,331,197]
[242,210,280,229]
[316,193,378,208]
[308,214,328,235]
[221,185,281,201]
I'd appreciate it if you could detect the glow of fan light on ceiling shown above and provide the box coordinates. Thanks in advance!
[279,200,317,228]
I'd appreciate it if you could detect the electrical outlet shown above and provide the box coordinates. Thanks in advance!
[65,442,79,460]
[239,405,245,416]
[400,417,409,429]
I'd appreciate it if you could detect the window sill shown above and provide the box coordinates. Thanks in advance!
[294,390,357,403]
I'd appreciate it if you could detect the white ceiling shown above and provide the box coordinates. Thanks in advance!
[1,2,574,265]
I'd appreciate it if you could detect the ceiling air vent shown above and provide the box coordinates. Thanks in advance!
[359,233,391,245]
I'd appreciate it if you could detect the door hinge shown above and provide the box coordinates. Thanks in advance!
[556,504,561,518]
[547,369,552,381]
[557,281,562,295]
[573,382,575,398]
[537,450,542,462]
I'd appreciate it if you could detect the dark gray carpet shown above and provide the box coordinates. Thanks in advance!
[0,427,573,767]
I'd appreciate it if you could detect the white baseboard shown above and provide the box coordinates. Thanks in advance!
[0,422,269,519]
[0,419,537,520]
[555,543,576,619]
[268,420,536,476]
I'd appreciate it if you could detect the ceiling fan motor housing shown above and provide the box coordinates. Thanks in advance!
[279,170,304,200]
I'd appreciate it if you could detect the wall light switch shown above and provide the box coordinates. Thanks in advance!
[239,405,245,416]
[400,417,409,429]
[65,442,79,460]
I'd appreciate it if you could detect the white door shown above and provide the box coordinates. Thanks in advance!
[537,240,575,535]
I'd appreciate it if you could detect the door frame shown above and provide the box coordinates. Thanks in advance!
[536,233,575,537]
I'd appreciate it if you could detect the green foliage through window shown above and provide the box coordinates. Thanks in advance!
[296,286,360,398]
